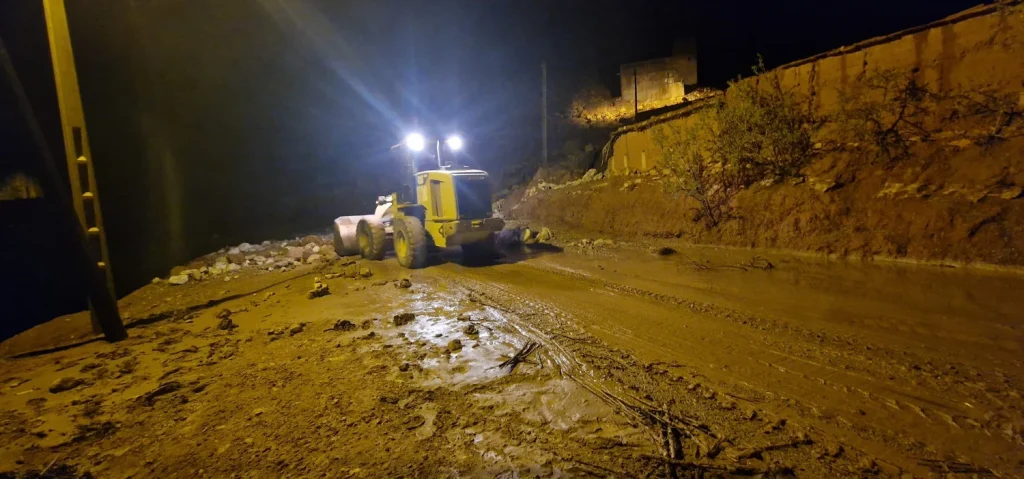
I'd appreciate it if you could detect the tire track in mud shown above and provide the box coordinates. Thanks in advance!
[430,269,872,477]
[524,262,1023,431]
[428,262,1021,477]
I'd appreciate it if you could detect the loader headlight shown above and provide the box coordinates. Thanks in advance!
[445,135,464,151]
[404,133,426,152]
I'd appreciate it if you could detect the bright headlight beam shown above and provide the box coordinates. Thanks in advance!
[404,133,426,151]
[445,135,463,151]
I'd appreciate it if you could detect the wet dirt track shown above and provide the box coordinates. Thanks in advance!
[2,241,1023,478]
[423,244,1024,477]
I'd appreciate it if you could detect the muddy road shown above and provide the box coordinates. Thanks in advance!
[1,236,1022,477]
[422,241,1024,477]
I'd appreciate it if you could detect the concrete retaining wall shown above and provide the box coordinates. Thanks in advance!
[605,1,1024,175]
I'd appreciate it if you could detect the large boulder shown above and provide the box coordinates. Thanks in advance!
[319,244,338,260]
[285,247,305,260]
[302,235,323,246]
[226,253,245,264]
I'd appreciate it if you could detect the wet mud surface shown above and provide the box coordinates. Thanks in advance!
[2,241,1023,477]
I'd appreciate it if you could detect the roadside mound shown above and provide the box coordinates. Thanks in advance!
[507,136,1024,267]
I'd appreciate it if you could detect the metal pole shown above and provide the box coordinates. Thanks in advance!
[541,62,548,168]
[0,31,127,341]
[40,0,126,340]
[633,67,639,119]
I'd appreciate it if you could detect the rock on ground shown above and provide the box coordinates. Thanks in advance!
[49,377,85,393]
[307,277,330,299]
[393,313,415,326]
[168,274,189,285]
[447,339,463,352]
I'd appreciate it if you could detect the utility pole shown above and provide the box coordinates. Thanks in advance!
[39,0,127,341]
[633,67,639,119]
[541,61,548,168]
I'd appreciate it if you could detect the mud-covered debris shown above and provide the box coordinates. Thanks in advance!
[463,323,479,337]
[403,414,426,430]
[395,278,412,289]
[288,323,306,336]
[49,377,86,394]
[5,462,90,479]
[764,418,787,433]
[267,327,286,337]
[360,319,374,330]
[718,399,736,410]
[653,246,677,256]
[521,227,536,244]
[398,362,411,372]
[857,458,877,472]
[216,308,232,319]
[141,381,182,406]
[732,448,763,461]
[496,342,540,373]
[307,277,330,299]
[218,317,237,331]
[117,357,139,375]
[168,274,190,285]
[263,291,275,301]
[744,255,775,271]
[457,313,471,322]
[328,320,357,332]
[359,331,377,340]
[826,443,843,457]
[79,362,102,373]
[359,266,373,278]
[393,313,416,326]
[745,408,758,421]
[537,227,554,242]
[447,339,463,352]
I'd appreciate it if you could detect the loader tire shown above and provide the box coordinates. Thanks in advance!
[357,218,386,260]
[394,217,427,269]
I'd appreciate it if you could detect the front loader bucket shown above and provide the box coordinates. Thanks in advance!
[333,215,376,256]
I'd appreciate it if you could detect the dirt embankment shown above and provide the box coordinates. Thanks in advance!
[507,136,1024,267]
[505,2,1024,268]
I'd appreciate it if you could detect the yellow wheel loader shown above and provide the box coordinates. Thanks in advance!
[333,134,504,269]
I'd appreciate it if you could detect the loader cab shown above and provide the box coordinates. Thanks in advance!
[409,169,501,249]
[414,169,492,222]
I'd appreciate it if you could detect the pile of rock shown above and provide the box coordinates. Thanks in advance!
[566,238,616,249]
[161,234,344,286]
[520,227,554,244]
[524,168,607,198]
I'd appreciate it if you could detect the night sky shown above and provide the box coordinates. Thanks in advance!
[1,0,982,337]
